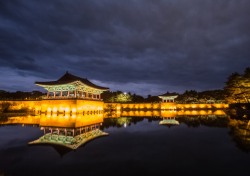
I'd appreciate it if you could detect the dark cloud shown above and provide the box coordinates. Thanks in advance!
[0,0,250,96]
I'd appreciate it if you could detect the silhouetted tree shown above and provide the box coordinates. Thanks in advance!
[224,67,250,103]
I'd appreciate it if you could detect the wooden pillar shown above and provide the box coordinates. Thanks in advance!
[47,91,49,98]
[60,91,63,97]
[67,91,70,97]
[53,92,56,98]
[74,90,77,97]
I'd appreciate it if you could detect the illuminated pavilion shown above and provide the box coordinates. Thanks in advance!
[158,92,178,103]
[35,71,109,100]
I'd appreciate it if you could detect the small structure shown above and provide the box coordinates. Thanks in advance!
[28,113,108,150]
[29,128,108,150]
[159,117,179,126]
[158,92,178,103]
[35,71,109,100]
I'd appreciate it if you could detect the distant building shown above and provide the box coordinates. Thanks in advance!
[158,92,178,103]
[35,71,109,100]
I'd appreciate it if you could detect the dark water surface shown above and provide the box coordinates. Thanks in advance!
[0,115,250,176]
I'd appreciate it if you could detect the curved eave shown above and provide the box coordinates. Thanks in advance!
[28,129,109,150]
[35,81,109,91]
[158,95,178,99]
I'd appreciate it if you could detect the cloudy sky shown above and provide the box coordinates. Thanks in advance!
[0,0,250,96]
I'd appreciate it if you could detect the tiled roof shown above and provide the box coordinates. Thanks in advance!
[158,92,178,97]
[35,72,109,90]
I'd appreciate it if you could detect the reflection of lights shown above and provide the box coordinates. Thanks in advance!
[65,107,69,113]
[72,108,76,113]
[53,107,57,113]
[124,122,127,128]
[200,110,206,115]
[59,107,64,112]
[47,107,51,112]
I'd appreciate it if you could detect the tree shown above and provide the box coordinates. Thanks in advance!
[145,95,161,103]
[116,92,132,102]
[224,68,250,103]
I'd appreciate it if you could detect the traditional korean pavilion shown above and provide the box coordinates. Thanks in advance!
[35,72,109,100]
[158,92,178,103]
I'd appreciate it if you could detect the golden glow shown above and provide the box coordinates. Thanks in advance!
[72,108,76,113]
[39,113,104,128]
[65,107,69,113]
[191,105,197,109]
[0,99,228,116]
[53,107,57,113]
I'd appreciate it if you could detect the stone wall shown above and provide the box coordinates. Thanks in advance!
[1,100,229,115]
[105,102,229,110]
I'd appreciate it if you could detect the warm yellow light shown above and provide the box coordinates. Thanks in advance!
[59,107,64,112]
[191,105,197,108]
[199,104,205,108]
[47,107,51,112]
[53,107,57,113]
[65,107,69,113]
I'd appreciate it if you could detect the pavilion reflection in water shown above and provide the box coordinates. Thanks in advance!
[28,113,108,150]
[1,109,250,152]
[159,117,180,126]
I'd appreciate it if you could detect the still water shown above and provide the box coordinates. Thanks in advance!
[0,110,250,176]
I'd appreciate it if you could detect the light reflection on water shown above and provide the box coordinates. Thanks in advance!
[0,110,250,176]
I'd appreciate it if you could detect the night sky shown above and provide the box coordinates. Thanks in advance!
[1,0,250,96]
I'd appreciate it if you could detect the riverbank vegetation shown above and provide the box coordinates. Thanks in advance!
[0,67,249,104]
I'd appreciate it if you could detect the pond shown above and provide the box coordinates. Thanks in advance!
[0,110,249,176]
